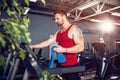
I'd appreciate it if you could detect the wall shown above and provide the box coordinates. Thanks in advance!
[28,14,60,60]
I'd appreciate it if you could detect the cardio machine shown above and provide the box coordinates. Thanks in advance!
[20,42,86,80]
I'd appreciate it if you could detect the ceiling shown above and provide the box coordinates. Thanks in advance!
[28,0,120,26]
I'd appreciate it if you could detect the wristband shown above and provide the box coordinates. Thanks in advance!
[66,48,68,53]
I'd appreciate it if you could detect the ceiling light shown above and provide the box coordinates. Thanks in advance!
[89,19,120,26]
[77,0,100,10]
[23,7,30,15]
[30,0,37,2]
[89,19,102,23]
[99,20,114,33]
[111,12,120,17]
[89,19,115,33]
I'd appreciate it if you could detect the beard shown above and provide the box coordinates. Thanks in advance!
[56,20,64,27]
[57,23,62,26]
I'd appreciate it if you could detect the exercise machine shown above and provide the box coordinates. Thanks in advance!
[20,42,85,79]
[92,42,120,80]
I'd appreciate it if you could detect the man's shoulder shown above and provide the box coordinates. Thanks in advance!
[70,24,82,34]
[71,24,80,30]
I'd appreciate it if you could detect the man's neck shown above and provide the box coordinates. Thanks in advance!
[62,22,71,30]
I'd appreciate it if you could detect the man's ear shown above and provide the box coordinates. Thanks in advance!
[63,15,67,19]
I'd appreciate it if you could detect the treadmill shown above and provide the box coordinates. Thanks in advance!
[20,42,86,75]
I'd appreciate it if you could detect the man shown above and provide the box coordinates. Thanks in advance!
[30,9,84,80]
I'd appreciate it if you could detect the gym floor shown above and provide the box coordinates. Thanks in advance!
[80,70,96,80]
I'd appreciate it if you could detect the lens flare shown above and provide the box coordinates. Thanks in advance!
[99,20,114,33]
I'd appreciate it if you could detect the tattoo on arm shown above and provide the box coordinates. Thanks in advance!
[75,28,84,41]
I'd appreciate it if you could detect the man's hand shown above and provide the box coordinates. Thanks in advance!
[29,45,33,49]
[54,45,66,53]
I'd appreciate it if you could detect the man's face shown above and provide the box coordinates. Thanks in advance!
[54,13,64,26]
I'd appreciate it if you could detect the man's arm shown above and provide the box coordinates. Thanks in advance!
[54,25,84,53]
[69,25,84,53]
[29,31,58,49]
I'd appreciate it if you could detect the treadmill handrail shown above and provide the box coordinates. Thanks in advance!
[24,44,38,59]
[43,66,85,75]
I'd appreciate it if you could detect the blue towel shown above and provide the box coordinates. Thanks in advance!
[48,45,66,68]
[57,52,66,63]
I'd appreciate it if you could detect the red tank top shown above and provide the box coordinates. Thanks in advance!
[56,24,78,66]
